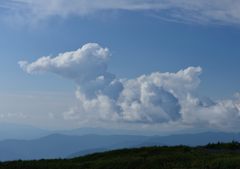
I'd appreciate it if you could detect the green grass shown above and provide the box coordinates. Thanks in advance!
[1,142,240,169]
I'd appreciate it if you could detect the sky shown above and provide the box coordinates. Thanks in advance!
[0,0,240,133]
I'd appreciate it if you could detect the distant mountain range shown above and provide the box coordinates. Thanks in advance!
[0,123,152,140]
[0,123,167,140]
[0,134,148,161]
[0,130,239,161]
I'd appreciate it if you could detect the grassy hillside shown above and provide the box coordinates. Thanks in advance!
[1,142,240,169]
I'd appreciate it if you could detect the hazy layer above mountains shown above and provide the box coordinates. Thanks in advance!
[0,123,49,140]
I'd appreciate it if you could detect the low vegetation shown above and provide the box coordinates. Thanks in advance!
[1,141,240,169]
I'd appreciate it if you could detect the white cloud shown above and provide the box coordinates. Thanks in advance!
[116,67,201,123]
[180,94,240,131]
[19,43,240,132]
[2,0,240,25]
[19,43,121,99]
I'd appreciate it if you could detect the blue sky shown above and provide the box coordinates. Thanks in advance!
[0,0,240,132]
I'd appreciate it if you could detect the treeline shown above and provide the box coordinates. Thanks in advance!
[0,142,240,169]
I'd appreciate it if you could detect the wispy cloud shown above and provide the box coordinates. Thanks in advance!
[19,43,240,131]
[1,0,240,25]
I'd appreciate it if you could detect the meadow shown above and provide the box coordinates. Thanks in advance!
[1,142,240,169]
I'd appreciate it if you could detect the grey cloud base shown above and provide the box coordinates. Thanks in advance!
[19,43,240,131]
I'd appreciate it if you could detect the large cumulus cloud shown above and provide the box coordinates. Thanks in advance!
[19,43,240,131]
[19,43,122,99]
